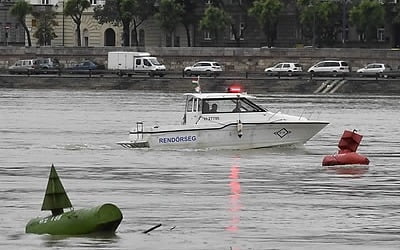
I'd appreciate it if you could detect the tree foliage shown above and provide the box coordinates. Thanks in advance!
[199,6,231,41]
[248,0,282,47]
[176,0,197,46]
[207,0,255,46]
[156,0,184,35]
[31,7,58,46]
[297,0,341,46]
[64,0,91,46]
[350,0,384,42]
[93,0,156,46]
[9,0,32,47]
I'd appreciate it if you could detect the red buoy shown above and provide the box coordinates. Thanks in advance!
[322,130,370,166]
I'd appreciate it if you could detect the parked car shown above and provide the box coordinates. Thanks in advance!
[184,61,223,76]
[8,59,40,74]
[307,60,350,76]
[357,63,393,78]
[264,62,303,76]
[35,57,62,74]
[67,60,105,73]
[37,57,62,69]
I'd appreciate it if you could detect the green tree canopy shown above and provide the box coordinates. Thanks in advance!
[64,0,91,46]
[32,7,58,46]
[93,0,156,46]
[248,0,282,47]
[199,6,231,41]
[209,0,255,46]
[156,0,184,38]
[9,0,32,47]
[350,0,384,42]
[297,0,341,47]
[176,0,197,47]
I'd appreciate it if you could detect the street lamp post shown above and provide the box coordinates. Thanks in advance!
[55,1,65,46]
[308,1,316,47]
[341,0,348,45]
[61,1,64,46]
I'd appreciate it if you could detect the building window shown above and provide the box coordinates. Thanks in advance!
[166,34,172,47]
[377,28,384,42]
[83,29,89,47]
[230,22,245,40]
[230,26,235,40]
[239,22,244,40]
[358,33,365,42]
[41,0,49,4]
[138,29,145,46]
[204,31,211,40]
[174,36,180,47]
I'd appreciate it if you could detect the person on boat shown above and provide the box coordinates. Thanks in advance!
[210,103,218,112]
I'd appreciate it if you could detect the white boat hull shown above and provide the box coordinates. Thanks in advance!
[118,121,328,150]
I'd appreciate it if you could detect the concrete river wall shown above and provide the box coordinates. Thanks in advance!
[1,74,400,95]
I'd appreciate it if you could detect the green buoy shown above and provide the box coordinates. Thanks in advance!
[26,164,123,235]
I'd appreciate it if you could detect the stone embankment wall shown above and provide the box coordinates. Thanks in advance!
[0,46,400,71]
[2,75,400,95]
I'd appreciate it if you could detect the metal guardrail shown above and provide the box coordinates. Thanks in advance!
[6,68,400,80]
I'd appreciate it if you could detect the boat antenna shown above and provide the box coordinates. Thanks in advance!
[41,164,73,216]
[191,76,201,93]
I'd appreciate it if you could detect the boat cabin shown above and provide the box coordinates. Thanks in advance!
[183,92,265,125]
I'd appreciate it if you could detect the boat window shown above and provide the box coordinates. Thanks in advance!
[202,98,265,114]
[239,98,265,112]
[193,98,199,112]
[186,97,194,112]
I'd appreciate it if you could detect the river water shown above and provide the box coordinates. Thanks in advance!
[1,89,400,250]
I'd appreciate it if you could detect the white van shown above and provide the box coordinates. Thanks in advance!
[9,59,40,74]
[307,60,350,76]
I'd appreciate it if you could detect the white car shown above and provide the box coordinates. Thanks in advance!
[184,61,223,76]
[264,62,303,76]
[307,60,350,76]
[357,63,392,78]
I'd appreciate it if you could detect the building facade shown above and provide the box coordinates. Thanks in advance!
[0,0,397,48]
[0,0,25,46]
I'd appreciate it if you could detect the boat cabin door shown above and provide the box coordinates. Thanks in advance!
[183,96,202,125]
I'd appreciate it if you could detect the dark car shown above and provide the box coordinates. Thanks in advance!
[67,60,105,74]
[36,57,62,74]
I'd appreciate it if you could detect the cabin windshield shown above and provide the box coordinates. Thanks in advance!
[149,58,162,65]
[202,97,265,114]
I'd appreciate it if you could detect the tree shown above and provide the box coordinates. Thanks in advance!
[211,0,255,46]
[93,0,156,47]
[176,0,197,47]
[199,6,231,42]
[156,0,184,46]
[384,0,400,47]
[32,7,58,46]
[9,0,32,47]
[64,0,91,46]
[248,0,282,47]
[350,0,384,42]
[297,0,341,47]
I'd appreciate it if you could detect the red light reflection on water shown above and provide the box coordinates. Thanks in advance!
[326,165,369,177]
[226,158,241,233]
